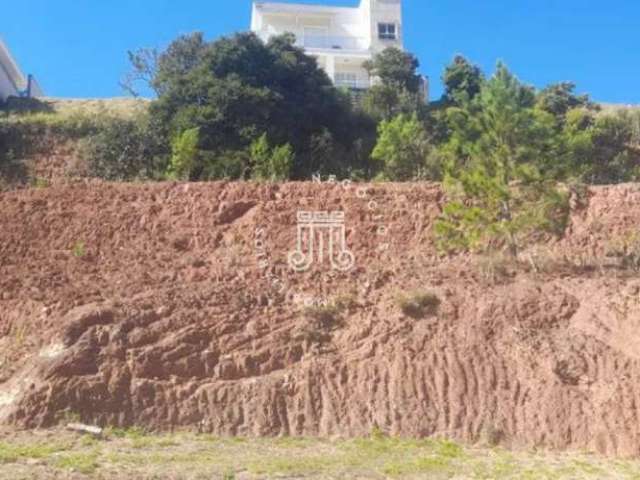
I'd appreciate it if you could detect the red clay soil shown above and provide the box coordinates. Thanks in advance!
[1,181,640,456]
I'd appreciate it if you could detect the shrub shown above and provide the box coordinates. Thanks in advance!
[201,149,250,180]
[302,303,343,330]
[371,114,435,181]
[396,291,440,319]
[78,115,166,181]
[250,133,294,181]
[167,127,200,180]
[296,300,348,345]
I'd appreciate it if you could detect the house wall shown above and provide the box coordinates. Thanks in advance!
[251,1,409,92]
[362,0,403,52]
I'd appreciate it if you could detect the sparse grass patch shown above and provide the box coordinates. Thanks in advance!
[436,439,465,458]
[332,292,359,312]
[1,429,639,479]
[0,441,70,464]
[246,454,335,476]
[10,322,30,348]
[30,176,50,189]
[302,303,343,329]
[71,240,86,258]
[53,451,100,474]
[606,231,640,272]
[396,290,440,318]
[475,252,516,284]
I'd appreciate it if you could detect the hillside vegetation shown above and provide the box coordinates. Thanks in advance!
[1,33,640,189]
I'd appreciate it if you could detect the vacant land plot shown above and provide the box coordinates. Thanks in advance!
[1,428,639,479]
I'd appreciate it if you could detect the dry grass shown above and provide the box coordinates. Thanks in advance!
[22,97,149,119]
[0,428,639,479]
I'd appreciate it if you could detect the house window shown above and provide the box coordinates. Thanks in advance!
[378,23,396,40]
[335,72,358,88]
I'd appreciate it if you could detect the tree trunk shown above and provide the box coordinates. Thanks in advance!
[501,200,519,259]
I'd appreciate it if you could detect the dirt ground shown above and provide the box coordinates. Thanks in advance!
[1,181,640,458]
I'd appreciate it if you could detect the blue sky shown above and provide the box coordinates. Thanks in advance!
[3,0,639,103]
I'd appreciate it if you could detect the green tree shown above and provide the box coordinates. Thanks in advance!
[363,86,426,122]
[442,55,484,105]
[363,47,421,92]
[442,63,557,170]
[363,47,424,121]
[250,133,294,181]
[536,82,596,119]
[435,63,569,257]
[584,111,640,183]
[148,32,359,179]
[167,127,200,180]
[551,108,640,184]
[120,47,159,97]
[371,114,435,180]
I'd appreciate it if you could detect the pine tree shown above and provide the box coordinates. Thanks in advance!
[435,64,569,257]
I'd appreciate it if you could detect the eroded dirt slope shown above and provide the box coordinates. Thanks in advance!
[1,181,640,456]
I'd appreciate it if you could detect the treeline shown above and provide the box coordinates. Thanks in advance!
[2,31,640,186]
[113,31,640,185]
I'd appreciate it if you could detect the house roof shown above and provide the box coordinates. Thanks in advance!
[253,1,360,15]
[0,37,27,92]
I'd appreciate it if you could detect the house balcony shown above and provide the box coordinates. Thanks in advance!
[298,35,367,52]
[334,77,370,90]
[256,30,367,52]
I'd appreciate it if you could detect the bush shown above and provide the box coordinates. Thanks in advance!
[79,115,166,181]
[200,149,250,180]
[167,127,200,180]
[605,231,640,271]
[396,291,440,319]
[371,114,435,180]
[296,302,345,345]
[302,303,343,330]
[250,134,294,181]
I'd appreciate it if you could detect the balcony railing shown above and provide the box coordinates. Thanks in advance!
[256,30,367,51]
[334,78,371,90]
[299,35,365,51]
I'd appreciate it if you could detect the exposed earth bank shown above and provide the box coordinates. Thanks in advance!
[1,181,640,457]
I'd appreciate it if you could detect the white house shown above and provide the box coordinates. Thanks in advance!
[251,0,426,98]
[0,37,43,102]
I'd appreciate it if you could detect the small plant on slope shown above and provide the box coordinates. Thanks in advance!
[71,240,86,258]
[396,291,440,319]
